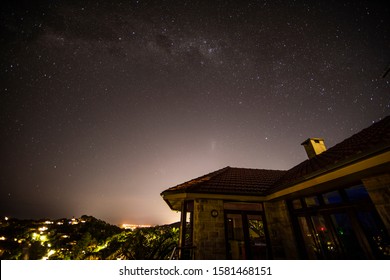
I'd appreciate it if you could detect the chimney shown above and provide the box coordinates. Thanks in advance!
[301,138,327,159]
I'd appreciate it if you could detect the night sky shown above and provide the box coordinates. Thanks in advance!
[1,0,389,226]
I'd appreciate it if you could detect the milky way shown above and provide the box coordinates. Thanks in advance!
[1,0,389,225]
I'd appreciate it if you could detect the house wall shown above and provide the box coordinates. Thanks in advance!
[193,199,226,259]
[362,173,390,235]
[264,200,299,259]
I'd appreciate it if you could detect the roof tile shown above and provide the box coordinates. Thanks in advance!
[161,167,286,196]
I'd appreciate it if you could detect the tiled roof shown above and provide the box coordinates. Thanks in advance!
[161,167,286,196]
[161,116,390,197]
[271,115,390,191]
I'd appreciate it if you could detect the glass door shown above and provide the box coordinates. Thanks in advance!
[310,215,340,259]
[297,216,321,259]
[226,213,246,260]
[329,213,367,259]
[290,185,390,259]
[247,214,267,259]
[356,211,390,259]
[226,212,268,259]
[297,211,378,259]
[297,214,342,259]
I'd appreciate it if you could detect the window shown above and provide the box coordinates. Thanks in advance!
[322,190,342,204]
[289,184,390,259]
[292,199,303,209]
[345,184,369,201]
[304,196,320,207]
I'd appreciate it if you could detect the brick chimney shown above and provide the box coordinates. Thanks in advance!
[301,138,327,159]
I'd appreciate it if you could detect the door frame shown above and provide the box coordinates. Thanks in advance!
[224,210,271,259]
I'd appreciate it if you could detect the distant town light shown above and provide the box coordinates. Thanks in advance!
[4,217,8,221]
[0,236,6,241]
[121,224,152,230]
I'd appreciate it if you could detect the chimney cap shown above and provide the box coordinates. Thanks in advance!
[301,138,327,159]
[301,138,325,146]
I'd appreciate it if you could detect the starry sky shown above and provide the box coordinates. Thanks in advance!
[1,0,389,226]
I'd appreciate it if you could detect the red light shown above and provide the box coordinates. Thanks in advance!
[320,227,325,231]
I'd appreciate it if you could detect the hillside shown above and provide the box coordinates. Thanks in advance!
[0,215,179,260]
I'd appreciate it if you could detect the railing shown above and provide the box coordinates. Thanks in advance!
[169,246,196,260]
[169,246,177,260]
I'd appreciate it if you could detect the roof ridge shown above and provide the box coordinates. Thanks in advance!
[228,166,287,172]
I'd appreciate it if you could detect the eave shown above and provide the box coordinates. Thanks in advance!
[161,192,266,211]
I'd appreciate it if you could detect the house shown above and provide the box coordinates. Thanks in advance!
[161,116,390,260]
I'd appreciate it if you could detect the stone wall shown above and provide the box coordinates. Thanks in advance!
[193,199,226,259]
[264,200,299,259]
[362,173,390,235]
